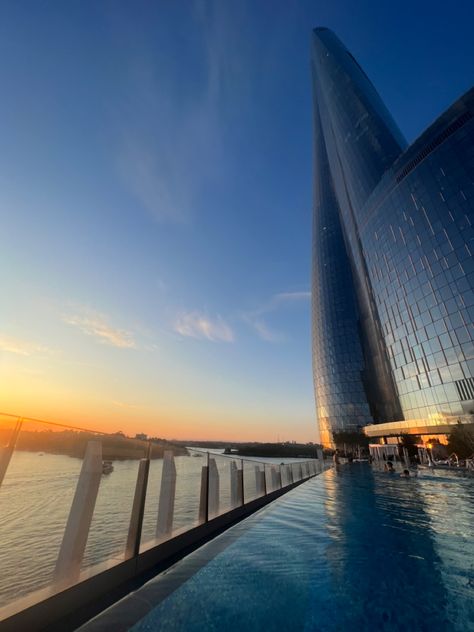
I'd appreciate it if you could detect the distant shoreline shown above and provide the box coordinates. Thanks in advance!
[231,445,321,459]
[174,440,322,460]
[1,428,188,460]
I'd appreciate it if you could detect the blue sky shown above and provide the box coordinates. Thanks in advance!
[0,1,473,441]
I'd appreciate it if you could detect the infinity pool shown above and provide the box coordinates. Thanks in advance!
[82,464,474,631]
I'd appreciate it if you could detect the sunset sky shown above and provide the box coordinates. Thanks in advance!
[1,1,473,442]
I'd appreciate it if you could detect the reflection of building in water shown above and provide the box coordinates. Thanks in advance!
[311,28,474,446]
[321,466,450,628]
[415,472,473,627]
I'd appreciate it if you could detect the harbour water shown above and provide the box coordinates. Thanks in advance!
[0,449,307,607]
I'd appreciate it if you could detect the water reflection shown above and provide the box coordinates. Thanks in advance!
[321,464,451,629]
[413,471,474,628]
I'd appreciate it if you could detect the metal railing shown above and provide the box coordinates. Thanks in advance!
[0,413,329,621]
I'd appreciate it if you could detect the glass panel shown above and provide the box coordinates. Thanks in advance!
[138,447,206,552]
[281,463,292,487]
[173,450,206,534]
[243,460,261,503]
[210,454,232,518]
[0,416,83,607]
[140,456,163,547]
[84,456,139,570]
[264,463,273,492]
[291,462,300,482]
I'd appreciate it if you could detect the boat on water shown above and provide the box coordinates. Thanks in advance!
[102,460,114,474]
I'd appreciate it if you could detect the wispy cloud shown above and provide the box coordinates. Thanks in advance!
[174,311,234,343]
[63,309,136,349]
[115,40,221,224]
[0,335,54,356]
[112,400,141,410]
[241,315,283,343]
[115,1,253,224]
[194,0,253,104]
[242,290,311,342]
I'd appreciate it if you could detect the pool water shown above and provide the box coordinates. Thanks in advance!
[82,464,474,631]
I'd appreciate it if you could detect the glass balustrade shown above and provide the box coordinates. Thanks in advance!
[0,413,329,622]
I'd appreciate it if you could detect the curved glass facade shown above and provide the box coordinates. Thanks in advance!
[360,92,474,421]
[311,94,372,447]
[311,27,474,445]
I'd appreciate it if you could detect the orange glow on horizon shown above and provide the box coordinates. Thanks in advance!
[1,362,317,443]
[0,399,316,444]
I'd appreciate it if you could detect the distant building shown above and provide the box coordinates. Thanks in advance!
[311,28,474,446]
[135,433,148,441]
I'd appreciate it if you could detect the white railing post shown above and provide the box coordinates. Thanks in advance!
[54,440,102,587]
[208,458,219,519]
[317,448,323,463]
[156,451,176,540]
[277,466,282,489]
[125,451,150,559]
[255,465,265,496]
[239,460,244,505]
[0,419,22,489]
[271,466,278,491]
[287,464,294,484]
[292,464,298,481]
[280,464,285,487]
[198,460,209,524]
[230,461,239,508]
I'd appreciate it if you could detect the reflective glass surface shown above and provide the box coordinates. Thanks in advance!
[311,99,372,446]
[360,91,474,421]
[311,27,474,444]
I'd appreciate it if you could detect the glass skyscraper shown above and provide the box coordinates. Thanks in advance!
[311,28,474,446]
